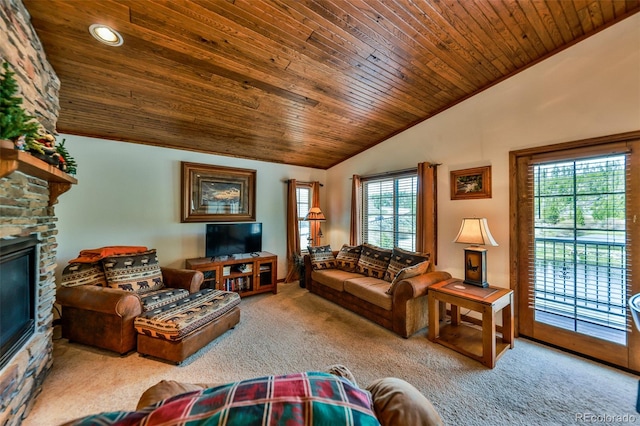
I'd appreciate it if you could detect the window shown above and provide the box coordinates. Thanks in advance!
[361,171,417,250]
[296,185,311,249]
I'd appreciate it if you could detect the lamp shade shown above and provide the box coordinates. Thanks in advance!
[453,218,498,246]
[304,207,326,221]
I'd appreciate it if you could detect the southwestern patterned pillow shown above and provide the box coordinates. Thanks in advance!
[308,245,337,270]
[356,243,392,279]
[335,244,362,271]
[61,262,107,287]
[102,249,164,294]
[383,247,431,282]
[386,260,430,294]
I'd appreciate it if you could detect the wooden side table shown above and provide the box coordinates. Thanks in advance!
[428,278,514,368]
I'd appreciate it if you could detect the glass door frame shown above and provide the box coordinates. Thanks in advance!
[509,131,640,372]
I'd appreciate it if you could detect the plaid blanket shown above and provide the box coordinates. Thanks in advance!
[65,372,380,425]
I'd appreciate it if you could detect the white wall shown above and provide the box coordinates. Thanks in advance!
[326,14,640,289]
[55,136,326,278]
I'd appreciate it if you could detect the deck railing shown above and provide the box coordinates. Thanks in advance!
[533,236,626,343]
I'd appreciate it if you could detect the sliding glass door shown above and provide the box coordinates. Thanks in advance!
[533,155,626,344]
[511,132,639,371]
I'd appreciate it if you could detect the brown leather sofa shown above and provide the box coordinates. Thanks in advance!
[304,247,451,338]
[57,268,204,355]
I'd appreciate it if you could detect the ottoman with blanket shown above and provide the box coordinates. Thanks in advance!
[135,288,241,364]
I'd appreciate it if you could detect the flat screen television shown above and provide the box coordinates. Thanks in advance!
[205,223,262,258]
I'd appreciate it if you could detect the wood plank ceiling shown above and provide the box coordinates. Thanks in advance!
[24,0,640,169]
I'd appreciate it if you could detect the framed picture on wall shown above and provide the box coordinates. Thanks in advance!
[450,166,492,200]
[181,162,256,222]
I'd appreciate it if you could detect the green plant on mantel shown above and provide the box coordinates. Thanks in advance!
[56,138,77,175]
[0,61,41,150]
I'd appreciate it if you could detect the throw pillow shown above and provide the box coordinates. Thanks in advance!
[386,260,430,294]
[356,243,392,279]
[308,245,337,270]
[61,262,106,287]
[335,244,362,271]
[102,249,164,294]
[367,377,444,426]
[383,247,431,282]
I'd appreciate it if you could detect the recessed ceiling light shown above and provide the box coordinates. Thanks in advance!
[88,24,123,46]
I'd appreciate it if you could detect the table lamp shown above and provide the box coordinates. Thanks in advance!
[453,217,498,287]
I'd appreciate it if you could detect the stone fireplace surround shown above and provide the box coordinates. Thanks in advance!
[1,0,70,424]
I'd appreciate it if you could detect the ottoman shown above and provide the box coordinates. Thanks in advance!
[134,288,241,364]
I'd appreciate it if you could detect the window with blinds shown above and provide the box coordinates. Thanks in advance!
[361,172,417,250]
[296,186,311,249]
[532,154,628,344]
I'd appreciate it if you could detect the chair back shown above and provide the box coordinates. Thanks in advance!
[630,294,640,331]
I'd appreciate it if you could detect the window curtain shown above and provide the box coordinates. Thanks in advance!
[350,174,361,246]
[309,181,322,247]
[416,162,437,264]
[285,179,300,283]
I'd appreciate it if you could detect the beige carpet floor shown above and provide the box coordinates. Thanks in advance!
[23,282,638,425]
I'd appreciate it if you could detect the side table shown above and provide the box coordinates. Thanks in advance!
[428,278,514,368]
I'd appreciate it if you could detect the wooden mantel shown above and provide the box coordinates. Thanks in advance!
[0,140,77,205]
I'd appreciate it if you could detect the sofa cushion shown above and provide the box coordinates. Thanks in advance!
[102,249,164,294]
[344,276,393,311]
[135,289,240,341]
[308,245,337,270]
[367,377,443,426]
[138,288,190,311]
[335,244,362,271]
[356,243,392,279]
[311,269,362,292]
[61,262,107,287]
[386,260,430,295]
[383,247,430,282]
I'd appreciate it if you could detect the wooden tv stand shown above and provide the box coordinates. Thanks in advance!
[186,251,277,297]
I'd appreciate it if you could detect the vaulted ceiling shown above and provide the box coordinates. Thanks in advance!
[25,0,639,169]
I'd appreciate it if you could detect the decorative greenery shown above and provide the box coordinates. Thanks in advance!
[0,61,41,145]
[55,138,77,175]
[0,61,77,174]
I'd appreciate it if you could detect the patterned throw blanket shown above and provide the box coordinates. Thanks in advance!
[135,289,241,341]
[69,246,149,263]
[64,372,380,426]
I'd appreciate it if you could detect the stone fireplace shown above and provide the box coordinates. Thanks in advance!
[0,235,38,371]
[0,0,72,424]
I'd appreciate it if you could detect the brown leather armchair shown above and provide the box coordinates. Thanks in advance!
[57,268,204,355]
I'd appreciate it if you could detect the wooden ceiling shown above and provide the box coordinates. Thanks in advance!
[25,0,639,169]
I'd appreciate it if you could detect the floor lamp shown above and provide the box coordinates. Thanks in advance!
[304,207,326,247]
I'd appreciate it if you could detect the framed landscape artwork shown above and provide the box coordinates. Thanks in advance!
[181,161,256,222]
[450,166,492,200]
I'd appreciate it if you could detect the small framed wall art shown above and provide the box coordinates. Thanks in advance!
[450,166,492,200]
[181,161,256,222]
